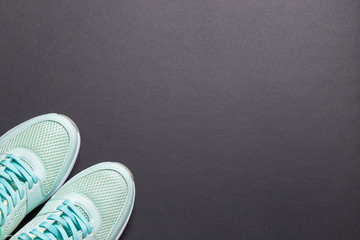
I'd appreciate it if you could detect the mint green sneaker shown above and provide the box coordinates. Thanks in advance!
[0,113,80,239]
[11,162,135,240]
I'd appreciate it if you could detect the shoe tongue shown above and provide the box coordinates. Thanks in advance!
[0,157,18,191]
[60,204,90,238]
[0,154,6,171]
[74,204,90,222]
[0,156,33,190]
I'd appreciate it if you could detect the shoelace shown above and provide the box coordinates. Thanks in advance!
[19,200,92,240]
[0,154,39,226]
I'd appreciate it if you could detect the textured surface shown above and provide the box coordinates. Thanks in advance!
[11,215,45,238]
[5,202,27,235]
[0,121,70,194]
[54,170,128,239]
[1,1,360,239]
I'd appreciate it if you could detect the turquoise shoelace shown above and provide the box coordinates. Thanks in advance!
[0,154,39,226]
[18,200,92,240]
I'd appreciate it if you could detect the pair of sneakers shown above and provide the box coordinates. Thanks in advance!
[0,113,135,239]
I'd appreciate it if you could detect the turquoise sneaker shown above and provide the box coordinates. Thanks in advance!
[11,162,135,240]
[0,113,80,239]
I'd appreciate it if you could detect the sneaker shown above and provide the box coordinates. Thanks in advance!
[11,162,135,240]
[0,113,80,238]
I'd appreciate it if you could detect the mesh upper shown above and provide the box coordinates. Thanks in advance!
[0,120,70,194]
[54,170,129,239]
[5,201,27,235]
[11,215,45,238]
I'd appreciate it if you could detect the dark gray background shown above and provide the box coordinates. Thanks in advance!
[1,0,360,239]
